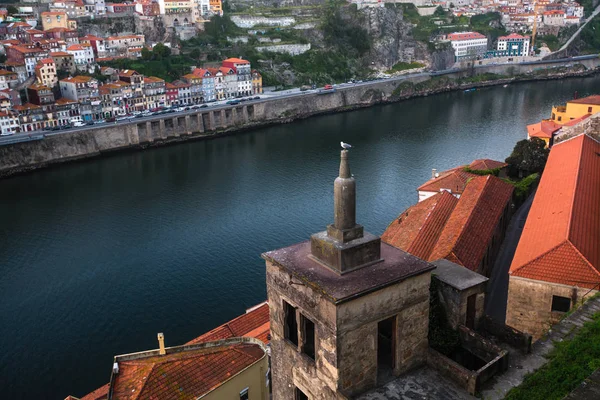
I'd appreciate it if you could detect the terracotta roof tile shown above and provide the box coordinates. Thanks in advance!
[187,302,270,345]
[568,95,600,106]
[418,166,478,194]
[469,159,508,170]
[509,134,600,288]
[382,191,458,260]
[111,343,264,400]
[222,57,250,64]
[527,120,562,139]
[429,175,514,272]
[79,383,109,400]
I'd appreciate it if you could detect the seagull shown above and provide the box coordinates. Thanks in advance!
[341,142,352,149]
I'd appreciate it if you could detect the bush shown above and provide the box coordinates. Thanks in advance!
[505,138,549,178]
[386,61,425,73]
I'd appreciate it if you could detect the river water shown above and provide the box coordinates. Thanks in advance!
[2,76,599,399]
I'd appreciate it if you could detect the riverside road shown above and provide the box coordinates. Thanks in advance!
[0,54,596,147]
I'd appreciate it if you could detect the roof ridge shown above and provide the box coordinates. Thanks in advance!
[566,239,600,276]
[510,241,568,275]
[566,135,586,242]
[452,175,489,249]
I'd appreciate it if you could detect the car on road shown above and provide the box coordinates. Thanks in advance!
[254,96,260,100]
[86,121,94,126]
[115,116,130,121]
[200,104,208,108]
[226,100,240,105]
[73,121,86,127]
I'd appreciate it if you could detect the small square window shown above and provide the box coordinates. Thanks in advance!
[295,387,309,400]
[283,300,298,346]
[588,107,593,113]
[239,387,249,400]
[301,315,316,360]
[551,295,571,312]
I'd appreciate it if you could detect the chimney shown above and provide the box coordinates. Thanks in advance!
[112,362,119,374]
[574,91,579,100]
[432,168,437,179]
[157,332,166,355]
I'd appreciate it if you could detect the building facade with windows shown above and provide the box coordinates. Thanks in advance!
[447,31,488,61]
[551,95,600,124]
[496,33,530,57]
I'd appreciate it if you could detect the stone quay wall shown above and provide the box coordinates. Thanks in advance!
[1,57,599,178]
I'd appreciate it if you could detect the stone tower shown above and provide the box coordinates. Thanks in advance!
[263,148,434,399]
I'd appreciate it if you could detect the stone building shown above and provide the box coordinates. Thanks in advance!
[263,148,434,399]
[506,133,600,340]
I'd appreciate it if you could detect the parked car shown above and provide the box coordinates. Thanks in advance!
[254,96,260,100]
[226,100,240,105]
[0,131,14,136]
[200,104,208,108]
[86,121,94,126]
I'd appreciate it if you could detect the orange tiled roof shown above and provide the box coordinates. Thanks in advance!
[111,342,264,400]
[61,75,94,83]
[50,51,72,57]
[469,159,508,170]
[118,69,140,77]
[418,166,477,194]
[67,44,85,51]
[55,97,77,105]
[143,76,164,83]
[382,191,458,260]
[41,11,67,16]
[80,383,109,400]
[447,31,486,41]
[223,57,250,64]
[568,95,600,106]
[527,120,562,139]
[509,134,600,288]
[429,175,514,271]
[187,302,270,345]
[0,69,16,76]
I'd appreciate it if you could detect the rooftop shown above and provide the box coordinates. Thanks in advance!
[527,120,562,139]
[110,339,266,400]
[498,33,529,40]
[223,57,250,64]
[417,166,477,194]
[568,95,600,106]
[509,134,600,288]
[262,241,434,304]
[447,32,487,41]
[431,259,488,291]
[469,159,508,171]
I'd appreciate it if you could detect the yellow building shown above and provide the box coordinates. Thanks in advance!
[209,0,223,16]
[40,12,69,31]
[252,70,263,94]
[551,95,600,124]
[35,58,58,88]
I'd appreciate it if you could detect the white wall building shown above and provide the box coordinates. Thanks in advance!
[0,111,20,135]
[497,33,530,57]
[66,44,95,73]
[447,31,488,61]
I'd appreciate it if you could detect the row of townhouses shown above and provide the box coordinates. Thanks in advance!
[0,58,262,135]
[446,31,531,60]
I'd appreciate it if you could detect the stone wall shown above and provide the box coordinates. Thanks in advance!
[1,57,599,178]
[255,43,311,55]
[230,15,296,28]
[555,112,600,143]
[435,277,486,330]
[505,276,597,340]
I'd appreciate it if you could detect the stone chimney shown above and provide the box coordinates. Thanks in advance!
[157,332,166,355]
[310,148,381,274]
[432,168,437,179]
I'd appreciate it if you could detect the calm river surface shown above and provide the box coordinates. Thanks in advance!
[2,76,600,399]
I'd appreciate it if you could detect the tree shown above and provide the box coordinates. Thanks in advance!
[153,43,171,60]
[505,138,549,178]
[141,47,152,61]
[7,6,18,16]
[189,48,200,60]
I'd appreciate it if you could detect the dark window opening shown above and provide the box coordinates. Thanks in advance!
[295,387,309,400]
[377,316,396,383]
[558,116,562,122]
[552,295,571,312]
[240,387,249,400]
[588,106,593,113]
[284,300,298,346]
[466,294,477,329]
[301,315,315,360]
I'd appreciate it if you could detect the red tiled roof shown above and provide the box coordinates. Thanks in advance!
[498,33,529,40]
[382,191,458,260]
[67,44,84,51]
[469,159,508,170]
[418,166,477,194]
[509,134,600,288]
[187,302,270,345]
[111,342,264,400]
[447,31,486,41]
[222,57,250,64]
[527,120,562,139]
[568,95,600,106]
[429,175,514,272]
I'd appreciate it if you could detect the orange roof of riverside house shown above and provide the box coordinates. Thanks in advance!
[428,175,514,271]
[50,51,72,57]
[41,11,67,16]
[417,166,478,194]
[223,57,250,64]
[568,95,600,106]
[509,134,600,288]
[469,158,508,170]
[0,69,16,76]
[527,119,562,139]
[110,341,265,400]
[118,69,140,77]
[55,97,77,105]
[498,33,529,40]
[143,76,164,83]
[79,383,109,400]
[447,32,486,41]
[187,302,270,345]
[61,76,94,83]
[382,191,459,260]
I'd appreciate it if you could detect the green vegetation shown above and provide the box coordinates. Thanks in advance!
[505,312,600,400]
[505,138,549,178]
[386,61,425,73]
[580,0,596,17]
[579,14,600,54]
[322,0,371,57]
[540,34,560,51]
[459,72,508,84]
[503,173,540,203]
[470,12,507,43]
[429,279,461,356]
[99,44,196,82]
[463,166,501,176]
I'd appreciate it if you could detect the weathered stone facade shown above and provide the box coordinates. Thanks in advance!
[505,276,597,340]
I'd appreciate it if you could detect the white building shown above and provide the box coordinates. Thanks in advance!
[0,111,20,135]
[497,33,530,57]
[66,44,95,73]
[447,31,488,61]
[543,10,566,27]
